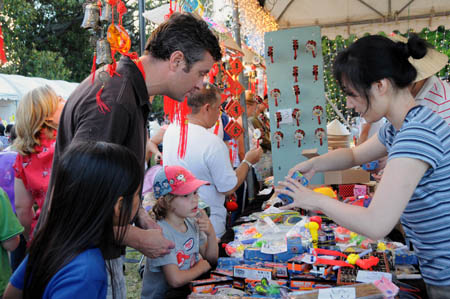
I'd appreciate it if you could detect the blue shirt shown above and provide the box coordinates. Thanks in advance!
[11,248,107,298]
[379,105,450,286]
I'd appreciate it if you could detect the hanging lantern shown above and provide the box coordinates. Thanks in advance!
[81,3,100,29]
[96,39,113,65]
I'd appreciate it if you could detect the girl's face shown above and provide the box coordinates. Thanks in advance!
[170,191,199,218]
[344,82,384,123]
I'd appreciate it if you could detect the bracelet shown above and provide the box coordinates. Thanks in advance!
[242,159,253,168]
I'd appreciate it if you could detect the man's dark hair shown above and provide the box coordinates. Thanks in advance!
[145,12,222,71]
[187,83,220,114]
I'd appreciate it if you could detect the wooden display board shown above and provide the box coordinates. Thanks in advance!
[265,26,328,185]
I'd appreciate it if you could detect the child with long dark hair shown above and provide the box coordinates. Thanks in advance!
[3,141,143,299]
[141,165,218,298]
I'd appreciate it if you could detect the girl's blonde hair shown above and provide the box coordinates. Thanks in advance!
[14,85,60,155]
[152,193,176,220]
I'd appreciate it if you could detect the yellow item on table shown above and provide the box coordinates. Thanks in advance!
[313,186,336,198]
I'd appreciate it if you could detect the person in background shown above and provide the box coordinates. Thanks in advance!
[163,84,262,238]
[3,142,142,299]
[0,188,23,299]
[11,86,65,271]
[279,34,450,298]
[0,124,8,151]
[141,166,217,298]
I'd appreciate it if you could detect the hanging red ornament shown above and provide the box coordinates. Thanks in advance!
[293,85,300,104]
[293,39,299,60]
[267,46,274,63]
[294,129,305,147]
[315,128,325,146]
[312,105,323,125]
[312,65,319,81]
[292,108,301,126]
[306,40,317,58]
[275,111,282,129]
[0,25,6,65]
[270,88,281,107]
[293,66,299,83]
[274,131,284,149]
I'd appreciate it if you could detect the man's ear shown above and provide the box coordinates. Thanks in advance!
[169,51,185,72]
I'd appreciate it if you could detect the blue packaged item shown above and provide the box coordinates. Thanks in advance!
[217,257,245,271]
[244,248,273,262]
[277,171,309,205]
[362,160,378,171]
[273,238,304,262]
[395,250,418,265]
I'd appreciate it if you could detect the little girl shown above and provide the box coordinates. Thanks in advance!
[3,141,143,299]
[141,165,218,298]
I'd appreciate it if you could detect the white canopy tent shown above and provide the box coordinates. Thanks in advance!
[0,74,78,122]
[264,0,450,38]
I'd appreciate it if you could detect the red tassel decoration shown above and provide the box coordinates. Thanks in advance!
[177,98,191,159]
[91,52,97,84]
[0,25,6,65]
[96,86,111,114]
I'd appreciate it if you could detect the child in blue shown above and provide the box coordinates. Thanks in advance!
[3,142,143,299]
[141,165,218,298]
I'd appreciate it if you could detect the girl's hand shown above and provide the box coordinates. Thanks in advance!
[197,209,215,237]
[288,159,316,180]
[275,176,323,211]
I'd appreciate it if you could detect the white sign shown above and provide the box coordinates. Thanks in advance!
[356,270,392,283]
[277,108,293,124]
[318,287,356,299]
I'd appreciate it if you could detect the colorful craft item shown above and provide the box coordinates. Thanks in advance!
[292,108,301,126]
[294,129,305,147]
[315,128,325,146]
[312,105,323,125]
[305,221,319,248]
[229,58,243,76]
[312,65,319,81]
[273,131,284,149]
[107,23,131,54]
[267,46,274,63]
[208,63,219,84]
[275,112,282,129]
[293,85,300,104]
[306,40,317,58]
[292,39,299,60]
[253,129,262,148]
[224,119,244,139]
[292,66,299,83]
[270,88,281,107]
[224,100,243,119]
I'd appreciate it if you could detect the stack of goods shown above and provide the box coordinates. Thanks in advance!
[327,119,351,150]
[187,209,417,298]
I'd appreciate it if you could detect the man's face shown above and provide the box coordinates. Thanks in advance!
[170,52,216,102]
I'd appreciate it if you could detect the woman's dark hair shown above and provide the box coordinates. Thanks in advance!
[23,141,143,299]
[333,34,428,113]
[145,12,222,71]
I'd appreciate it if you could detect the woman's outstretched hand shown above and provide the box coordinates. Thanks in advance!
[275,176,323,211]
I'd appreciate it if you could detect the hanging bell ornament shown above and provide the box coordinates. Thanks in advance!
[81,3,100,29]
[100,3,113,23]
[96,39,113,65]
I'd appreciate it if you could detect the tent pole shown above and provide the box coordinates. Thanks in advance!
[232,0,256,202]
[139,0,146,55]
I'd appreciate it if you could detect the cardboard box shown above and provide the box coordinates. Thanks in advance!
[233,265,272,280]
[324,168,370,185]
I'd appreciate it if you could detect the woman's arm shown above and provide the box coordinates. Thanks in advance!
[162,260,211,288]
[280,157,428,240]
[289,133,387,177]
[14,178,34,240]
[147,127,166,164]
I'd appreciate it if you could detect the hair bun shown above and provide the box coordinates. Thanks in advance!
[396,41,410,58]
[407,34,428,60]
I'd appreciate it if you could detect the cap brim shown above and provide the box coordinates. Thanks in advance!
[171,179,209,196]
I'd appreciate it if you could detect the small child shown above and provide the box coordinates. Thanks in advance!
[141,165,218,298]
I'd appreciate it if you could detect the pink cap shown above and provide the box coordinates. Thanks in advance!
[153,165,209,198]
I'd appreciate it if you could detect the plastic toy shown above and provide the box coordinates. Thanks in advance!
[254,278,286,297]
[277,171,309,205]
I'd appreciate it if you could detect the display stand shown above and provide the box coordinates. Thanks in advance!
[265,26,328,185]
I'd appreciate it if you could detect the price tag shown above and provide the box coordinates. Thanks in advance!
[318,287,355,299]
[278,108,293,124]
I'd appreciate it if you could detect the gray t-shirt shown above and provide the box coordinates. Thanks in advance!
[141,218,207,298]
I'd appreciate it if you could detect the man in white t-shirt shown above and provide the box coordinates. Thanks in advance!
[163,84,262,238]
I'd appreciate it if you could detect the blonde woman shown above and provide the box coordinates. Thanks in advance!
[12,86,65,262]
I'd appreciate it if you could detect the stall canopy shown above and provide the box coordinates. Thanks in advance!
[265,0,450,38]
[0,74,78,102]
